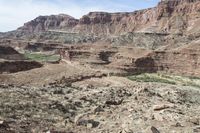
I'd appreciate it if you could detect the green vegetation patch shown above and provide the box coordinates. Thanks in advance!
[128,73,200,88]
[25,52,60,62]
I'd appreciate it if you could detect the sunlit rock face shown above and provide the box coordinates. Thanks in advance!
[11,0,199,36]
[17,14,79,34]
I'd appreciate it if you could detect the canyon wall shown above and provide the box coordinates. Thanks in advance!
[1,0,200,77]
[13,0,200,36]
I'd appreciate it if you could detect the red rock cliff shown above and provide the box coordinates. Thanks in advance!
[16,0,200,36]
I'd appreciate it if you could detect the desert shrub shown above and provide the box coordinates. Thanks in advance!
[25,52,60,62]
[128,73,200,88]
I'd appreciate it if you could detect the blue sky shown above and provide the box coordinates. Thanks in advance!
[0,0,160,32]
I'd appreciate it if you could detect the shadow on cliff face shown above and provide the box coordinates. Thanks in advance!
[128,56,158,75]
[0,46,25,60]
[0,61,43,74]
[99,51,117,64]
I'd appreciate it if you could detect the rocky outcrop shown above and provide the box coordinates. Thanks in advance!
[107,41,200,76]
[150,50,200,76]
[150,40,200,76]
[0,60,43,74]
[0,46,19,55]
[107,49,157,74]
[67,49,117,65]
[17,14,78,34]
[0,46,24,60]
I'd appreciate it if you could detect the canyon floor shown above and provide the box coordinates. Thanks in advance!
[0,59,200,133]
[0,40,200,133]
[0,0,200,132]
